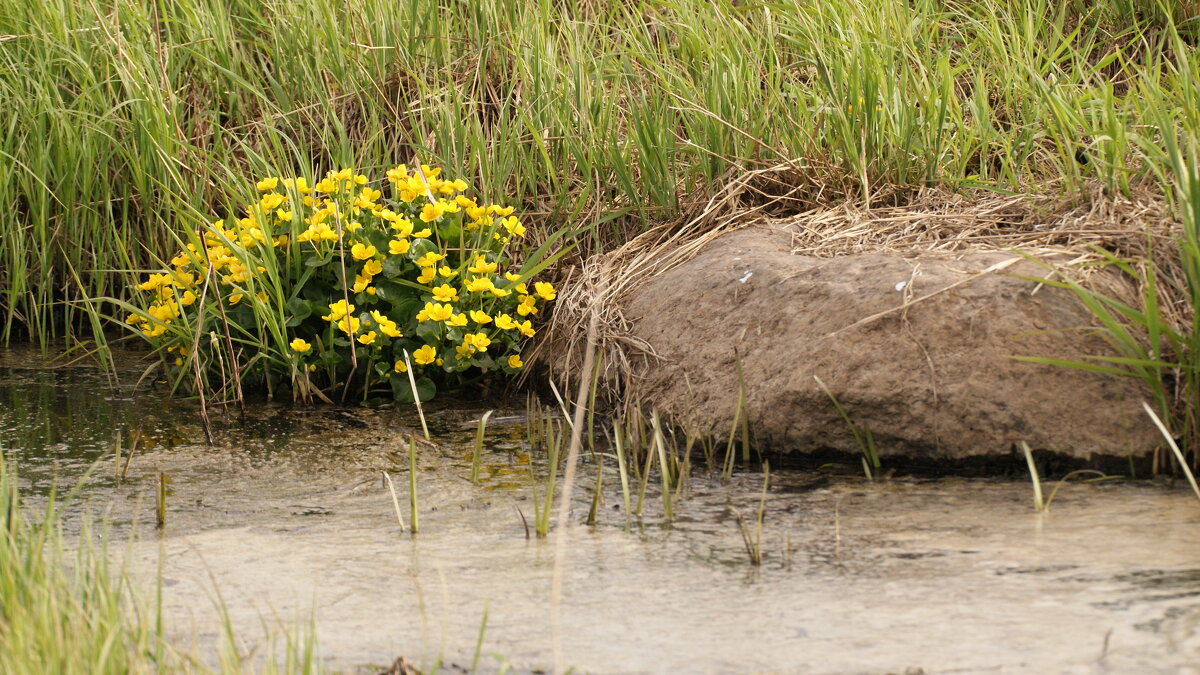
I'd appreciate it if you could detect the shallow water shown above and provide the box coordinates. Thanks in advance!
[3,349,1200,673]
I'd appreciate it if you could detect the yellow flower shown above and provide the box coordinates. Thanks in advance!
[494,314,517,330]
[351,274,371,293]
[501,216,526,238]
[388,238,410,255]
[295,177,311,194]
[335,315,361,335]
[490,286,511,298]
[260,193,285,211]
[455,343,473,360]
[449,312,468,327]
[357,331,378,345]
[468,256,498,275]
[417,267,437,284]
[299,222,339,243]
[420,202,445,223]
[534,281,557,301]
[464,276,494,293]
[420,302,454,323]
[507,354,523,369]
[504,272,523,282]
[412,227,432,238]
[370,310,403,338]
[438,266,456,278]
[470,310,492,325]
[256,177,279,191]
[275,209,292,222]
[321,300,354,322]
[351,243,377,260]
[431,284,458,303]
[468,332,491,351]
[362,259,383,277]
[413,345,437,365]
[386,165,408,183]
[517,320,535,338]
[390,218,414,237]
[415,252,445,268]
[290,338,312,353]
[228,292,244,305]
[137,273,171,291]
[517,296,538,316]
[394,359,408,373]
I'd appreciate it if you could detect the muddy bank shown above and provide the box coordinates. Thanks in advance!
[544,218,1164,469]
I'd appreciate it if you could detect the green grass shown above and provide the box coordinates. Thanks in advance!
[0,455,323,673]
[3,0,1200,347]
[0,458,163,673]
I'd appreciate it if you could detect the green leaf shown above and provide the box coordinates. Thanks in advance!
[381,257,404,279]
[1012,356,1135,378]
[285,296,312,326]
[308,299,331,318]
[376,280,424,303]
[415,322,441,341]
[374,360,393,378]
[391,375,436,403]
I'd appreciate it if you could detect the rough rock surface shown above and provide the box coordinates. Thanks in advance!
[622,226,1159,463]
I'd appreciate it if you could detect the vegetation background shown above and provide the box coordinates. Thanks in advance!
[3,0,1197,342]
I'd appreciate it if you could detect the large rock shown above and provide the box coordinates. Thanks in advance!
[621,226,1159,464]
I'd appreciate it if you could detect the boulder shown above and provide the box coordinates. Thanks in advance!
[621,226,1159,464]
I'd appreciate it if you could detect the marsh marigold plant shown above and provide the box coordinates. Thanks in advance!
[124,165,557,402]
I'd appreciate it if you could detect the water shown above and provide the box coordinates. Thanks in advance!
[3,348,1200,673]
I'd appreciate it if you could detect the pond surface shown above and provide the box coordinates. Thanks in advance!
[3,348,1200,673]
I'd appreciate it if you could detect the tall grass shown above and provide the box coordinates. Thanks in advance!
[0,458,164,673]
[0,455,325,672]
[1016,21,1200,455]
[3,0,1200,348]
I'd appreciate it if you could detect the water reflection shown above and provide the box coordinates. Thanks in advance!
[3,348,1200,673]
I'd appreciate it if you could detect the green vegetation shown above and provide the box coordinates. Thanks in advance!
[2,0,1198,344]
[0,458,163,673]
[116,164,560,403]
[0,456,323,673]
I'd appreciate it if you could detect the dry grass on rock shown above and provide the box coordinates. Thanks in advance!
[533,170,1186,414]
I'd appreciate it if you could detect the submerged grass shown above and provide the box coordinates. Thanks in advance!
[814,375,883,480]
[4,0,1200,352]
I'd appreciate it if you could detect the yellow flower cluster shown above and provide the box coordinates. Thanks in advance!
[128,164,554,402]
